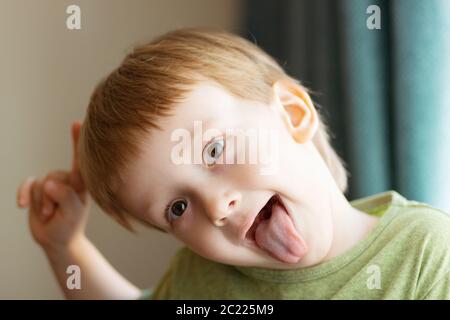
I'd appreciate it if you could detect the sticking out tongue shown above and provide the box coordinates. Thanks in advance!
[254,202,308,264]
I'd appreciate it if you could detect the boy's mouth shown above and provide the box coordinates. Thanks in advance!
[242,194,308,264]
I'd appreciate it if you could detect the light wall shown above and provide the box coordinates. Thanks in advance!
[0,0,242,299]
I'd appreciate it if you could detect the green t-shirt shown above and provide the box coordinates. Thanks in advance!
[141,191,450,299]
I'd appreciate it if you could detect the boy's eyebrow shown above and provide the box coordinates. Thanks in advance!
[186,118,218,136]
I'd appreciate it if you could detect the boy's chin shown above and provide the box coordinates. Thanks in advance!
[230,252,306,269]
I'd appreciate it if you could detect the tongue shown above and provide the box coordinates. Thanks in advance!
[254,202,307,264]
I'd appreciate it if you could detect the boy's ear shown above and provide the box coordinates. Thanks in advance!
[70,121,85,192]
[271,79,318,143]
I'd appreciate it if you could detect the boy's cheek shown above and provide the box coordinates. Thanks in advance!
[181,224,230,252]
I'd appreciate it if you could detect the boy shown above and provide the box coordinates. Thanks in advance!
[17,28,450,299]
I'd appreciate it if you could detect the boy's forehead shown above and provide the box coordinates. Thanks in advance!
[143,81,232,136]
[173,81,235,120]
[186,80,231,100]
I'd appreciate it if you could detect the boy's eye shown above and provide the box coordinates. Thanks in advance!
[167,199,188,221]
[202,137,225,167]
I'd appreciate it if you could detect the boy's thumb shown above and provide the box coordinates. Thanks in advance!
[44,179,80,213]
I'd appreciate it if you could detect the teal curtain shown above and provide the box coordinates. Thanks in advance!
[244,0,450,211]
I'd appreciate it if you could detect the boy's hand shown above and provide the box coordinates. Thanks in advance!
[16,122,90,251]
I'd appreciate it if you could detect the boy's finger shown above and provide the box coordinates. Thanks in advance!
[17,176,36,208]
[45,170,71,185]
[41,191,55,217]
[30,181,49,222]
[29,183,38,214]
[44,179,80,215]
[31,180,44,218]
[40,172,69,216]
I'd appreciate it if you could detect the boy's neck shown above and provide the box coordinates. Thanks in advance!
[323,188,379,263]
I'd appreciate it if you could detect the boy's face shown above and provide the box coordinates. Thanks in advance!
[118,81,336,269]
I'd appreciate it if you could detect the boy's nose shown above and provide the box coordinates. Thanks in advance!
[205,191,241,227]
